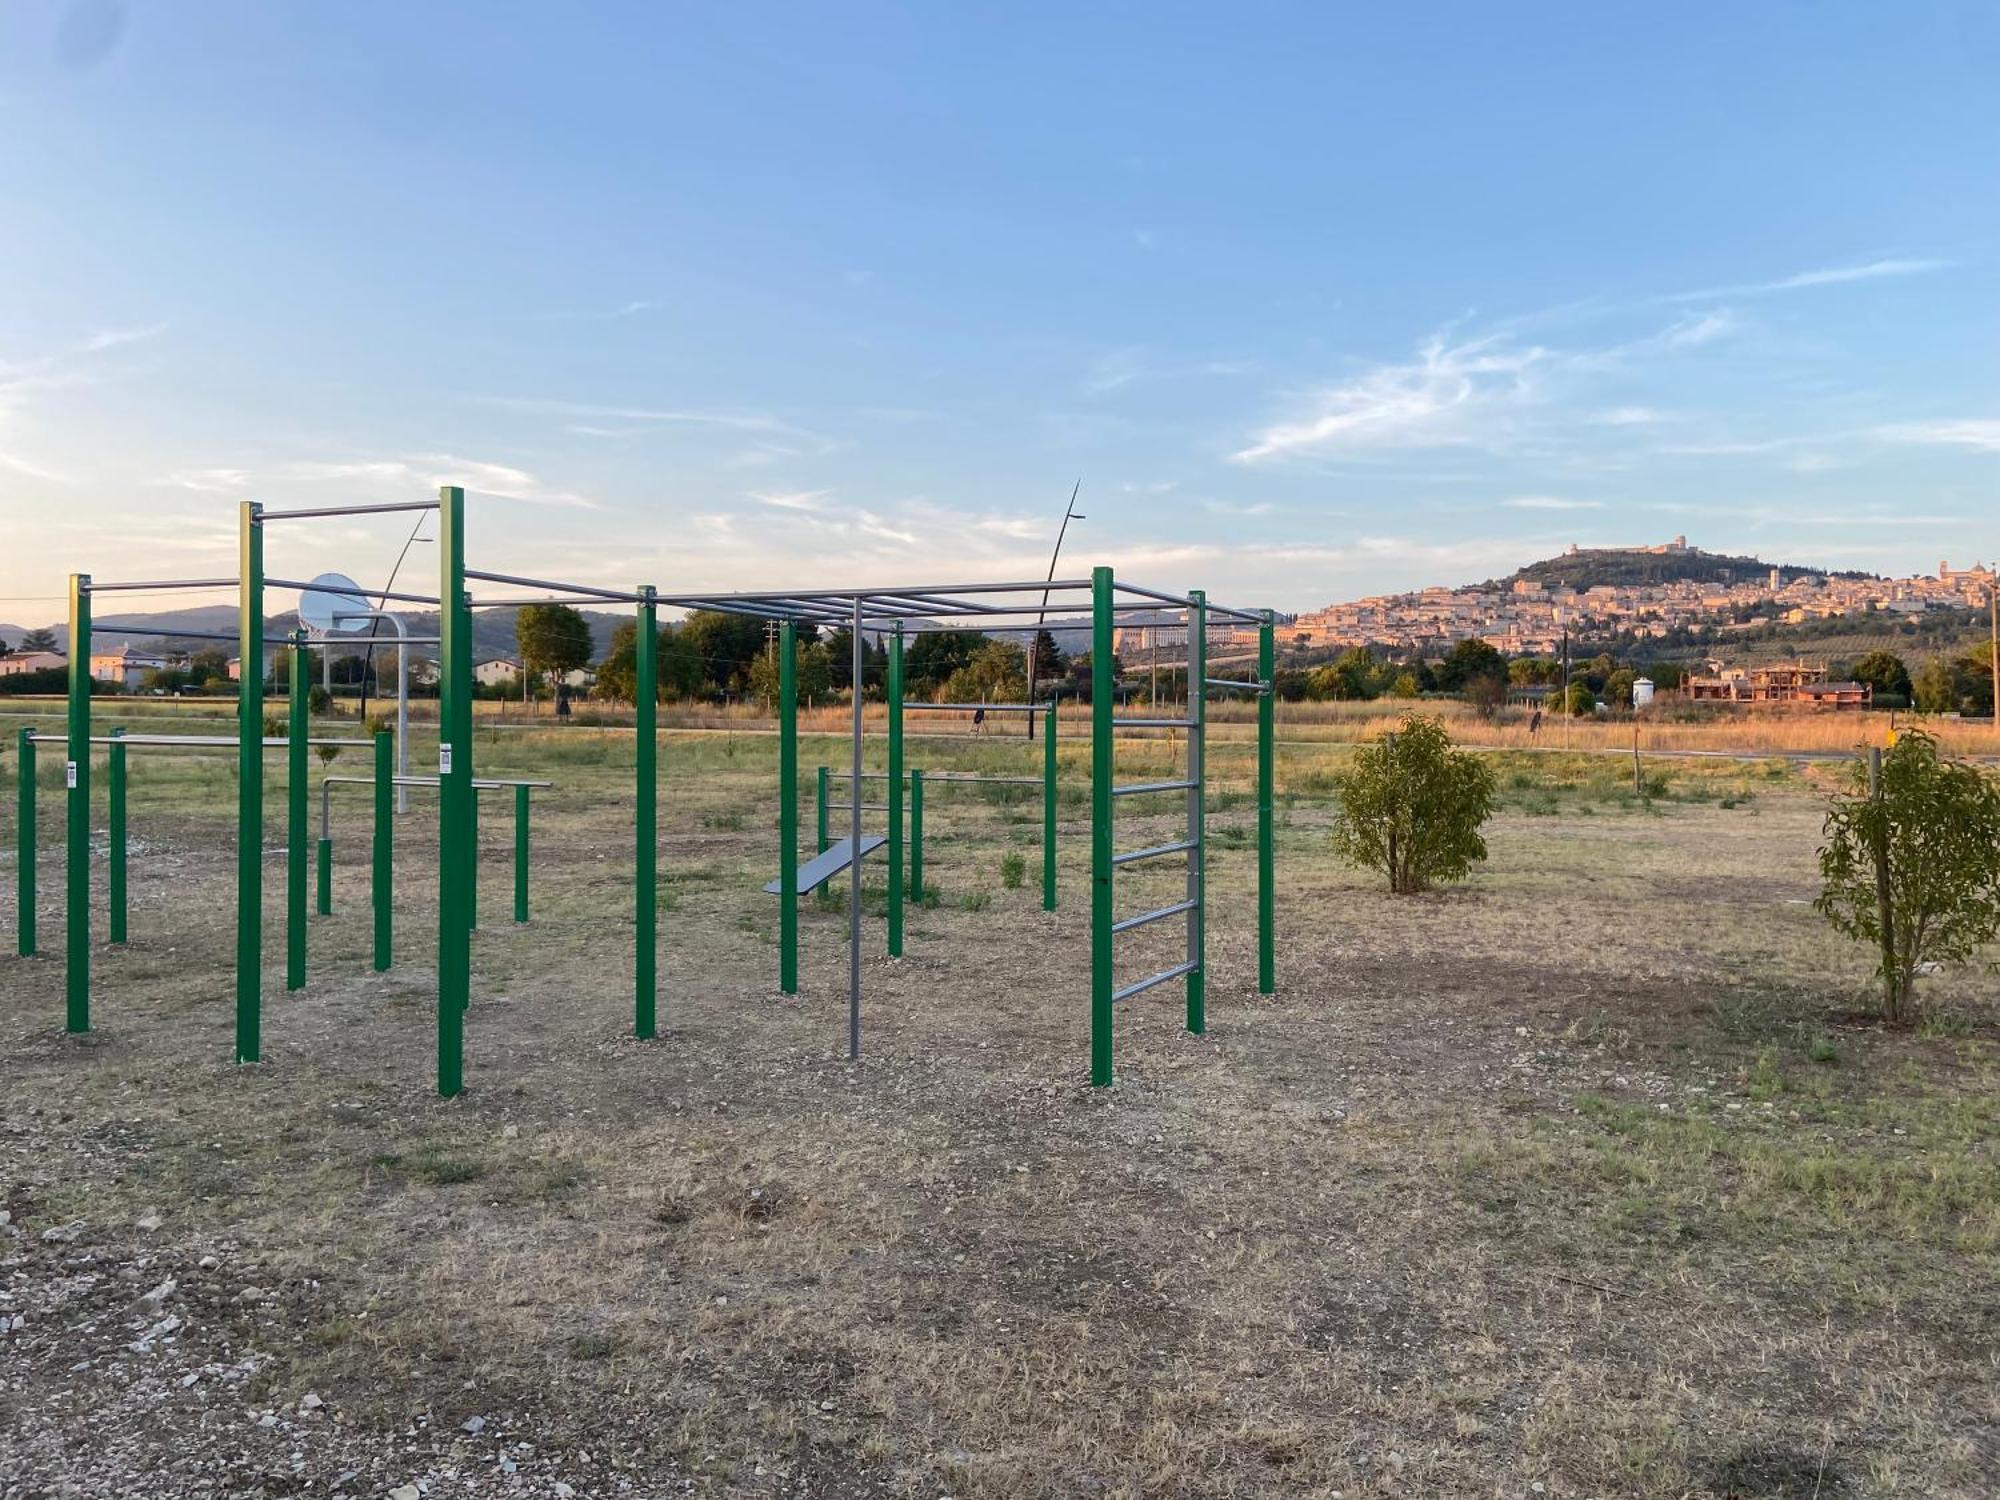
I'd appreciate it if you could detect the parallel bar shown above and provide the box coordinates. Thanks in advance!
[1114,778,1196,798]
[464,568,640,603]
[830,770,1043,785]
[1113,960,1198,1004]
[321,775,553,789]
[1205,677,1271,693]
[1090,566,1114,1086]
[824,801,890,811]
[1113,839,1196,867]
[1257,612,1275,996]
[372,730,392,972]
[235,506,261,1062]
[887,624,904,959]
[1042,699,1057,912]
[902,701,1050,714]
[257,501,438,520]
[1112,898,1196,935]
[27,734,372,748]
[16,728,35,956]
[267,577,442,607]
[91,625,302,646]
[107,732,126,944]
[435,486,471,1096]
[634,587,658,1038]
[1111,717,1196,730]
[286,633,308,991]
[779,620,797,993]
[66,574,91,1033]
[513,783,530,924]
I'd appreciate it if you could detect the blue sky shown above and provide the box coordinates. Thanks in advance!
[1,0,1996,623]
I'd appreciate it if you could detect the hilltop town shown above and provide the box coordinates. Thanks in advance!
[1289,537,1998,655]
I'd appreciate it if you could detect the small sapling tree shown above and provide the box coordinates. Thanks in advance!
[1815,729,2000,1023]
[516,603,593,710]
[1332,714,1495,894]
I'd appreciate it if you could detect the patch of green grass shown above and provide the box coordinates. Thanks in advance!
[371,1143,489,1186]
[999,852,1025,889]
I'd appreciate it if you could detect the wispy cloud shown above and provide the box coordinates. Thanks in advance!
[1588,406,1670,426]
[1663,258,1951,304]
[1084,347,1254,395]
[1503,495,1601,511]
[1661,310,1735,348]
[78,323,169,354]
[749,488,833,512]
[1874,419,2000,453]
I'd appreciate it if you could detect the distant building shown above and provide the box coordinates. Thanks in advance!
[0,650,66,677]
[90,644,171,690]
[1687,662,1871,710]
[473,657,522,687]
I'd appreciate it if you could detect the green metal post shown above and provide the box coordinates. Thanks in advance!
[467,785,478,931]
[815,764,829,855]
[1186,590,1206,1036]
[16,728,35,957]
[634,587,658,1038]
[1042,699,1058,911]
[66,573,91,1034]
[372,730,392,972]
[513,782,529,923]
[286,632,307,991]
[236,504,263,1062]
[317,835,333,916]
[887,625,904,957]
[436,485,471,1096]
[909,769,924,903]
[1090,565,1114,1086]
[779,620,798,992]
[1258,611,1275,995]
[108,729,126,945]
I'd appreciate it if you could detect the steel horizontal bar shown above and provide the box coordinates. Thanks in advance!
[1113,838,1196,867]
[1205,677,1271,693]
[654,578,1099,607]
[1206,604,1266,624]
[824,801,890,811]
[902,701,1051,714]
[1111,717,1196,729]
[265,577,441,607]
[1112,899,1198,935]
[93,625,292,646]
[468,596,629,610]
[1113,960,1198,1004]
[323,775,553,789]
[256,501,439,520]
[1114,778,1197,797]
[84,577,238,593]
[29,734,372,749]
[1110,580,1199,609]
[462,569,640,603]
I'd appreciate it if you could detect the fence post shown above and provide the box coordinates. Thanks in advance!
[887,624,904,957]
[1091,565,1114,1086]
[514,782,530,924]
[1258,610,1275,995]
[236,504,264,1062]
[816,764,829,855]
[634,585,658,1038]
[16,728,34,957]
[779,620,798,992]
[909,769,924,903]
[108,728,127,945]
[372,730,392,971]
[1043,699,1057,911]
[287,632,308,991]
[1186,591,1206,1035]
[66,572,92,1035]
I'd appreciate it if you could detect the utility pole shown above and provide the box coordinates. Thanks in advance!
[1024,481,1084,740]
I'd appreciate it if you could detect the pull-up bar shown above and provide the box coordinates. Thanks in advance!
[256,501,440,520]
[464,568,640,603]
[27,733,372,749]
[901,701,1052,715]
[83,577,239,593]
[266,577,442,607]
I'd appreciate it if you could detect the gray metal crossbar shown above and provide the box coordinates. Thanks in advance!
[1113,960,1199,1003]
[1206,677,1271,694]
[763,835,888,894]
[1112,899,1198,935]
[30,733,371,749]
[1112,717,1196,729]
[1113,838,1196,867]
[1114,778,1196,798]
[902,701,1050,714]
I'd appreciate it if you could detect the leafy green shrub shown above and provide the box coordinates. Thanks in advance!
[1000,852,1025,889]
[1816,729,2000,1023]
[1332,715,1495,894]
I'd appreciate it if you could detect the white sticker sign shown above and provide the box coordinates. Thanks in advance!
[438,744,453,775]
[65,761,78,790]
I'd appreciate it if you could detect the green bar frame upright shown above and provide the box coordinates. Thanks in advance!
[1257,611,1275,994]
[286,631,308,991]
[16,727,34,957]
[909,770,924,902]
[513,782,530,924]
[887,625,904,958]
[815,765,829,855]
[1185,590,1206,1035]
[372,730,392,972]
[1042,700,1058,911]
[108,729,126,945]
[634,586,658,1038]
[1090,565,1113,1086]
[778,620,798,992]
[65,573,91,1033]
[236,504,263,1062]
[467,788,479,931]
[317,835,333,917]
[436,485,471,1096]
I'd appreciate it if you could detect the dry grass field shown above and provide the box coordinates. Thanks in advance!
[2,706,1997,1499]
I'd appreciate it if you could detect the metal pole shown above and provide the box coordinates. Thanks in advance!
[317,769,333,918]
[848,596,863,1059]
[635,587,658,1037]
[1025,480,1083,741]
[467,786,478,931]
[1257,611,1275,995]
[436,485,471,1096]
[816,765,829,855]
[1091,565,1113,1086]
[108,729,127,945]
[65,576,91,1033]
[236,506,262,1061]
[909,769,924,903]
[1186,592,1206,1035]
[16,728,35,957]
[779,619,798,993]
[513,782,529,924]
[287,632,308,990]
[887,623,904,959]
[372,729,392,971]
[1042,699,1057,911]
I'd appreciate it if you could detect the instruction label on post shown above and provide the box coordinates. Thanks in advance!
[66,761,78,790]
[438,744,453,775]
